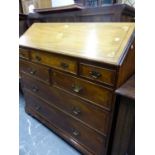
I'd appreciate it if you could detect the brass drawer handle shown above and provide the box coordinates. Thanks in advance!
[72,107,81,116]
[35,106,41,111]
[72,84,83,93]
[60,62,69,69]
[89,71,101,79]
[20,53,25,57]
[72,129,80,137]
[30,69,36,75]
[32,86,39,92]
[35,56,41,61]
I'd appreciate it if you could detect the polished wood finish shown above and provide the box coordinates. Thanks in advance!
[111,75,135,155]
[116,75,135,99]
[22,73,110,135]
[19,23,135,155]
[25,107,91,155]
[31,50,78,74]
[117,41,135,87]
[53,70,113,111]
[80,63,116,86]
[19,23,134,65]
[19,48,30,60]
[19,60,50,84]
[25,91,106,155]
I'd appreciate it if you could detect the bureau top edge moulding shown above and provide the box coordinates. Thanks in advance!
[19,23,135,66]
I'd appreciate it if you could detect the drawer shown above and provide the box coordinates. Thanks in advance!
[52,71,113,111]
[31,50,77,74]
[22,74,110,135]
[19,48,30,60]
[25,91,106,155]
[80,63,116,86]
[20,60,50,84]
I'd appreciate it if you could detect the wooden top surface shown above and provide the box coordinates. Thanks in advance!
[19,23,135,65]
[115,75,135,100]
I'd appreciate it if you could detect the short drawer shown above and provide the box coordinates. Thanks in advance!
[31,50,77,74]
[80,63,116,86]
[52,71,113,111]
[22,74,110,135]
[19,48,30,60]
[20,60,50,84]
[25,91,106,155]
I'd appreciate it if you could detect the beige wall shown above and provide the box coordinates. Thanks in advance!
[21,0,52,14]
[33,0,52,9]
[21,0,33,14]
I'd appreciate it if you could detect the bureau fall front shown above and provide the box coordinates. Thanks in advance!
[19,23,135,155]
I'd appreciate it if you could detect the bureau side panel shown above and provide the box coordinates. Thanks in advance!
[111,97,135,155]
[117,41,135,88]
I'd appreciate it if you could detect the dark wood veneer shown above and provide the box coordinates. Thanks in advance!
[52,70,113,111]
[19,23,135,155]
[25,91,106,155]
[110,75,135,155]
[79,63,116,87]
[22,73,110,136]
[116,75,135,100]
[25,105,93,155]
[20,60,50,84]
[19,48,30,60]
[30,50,78,75]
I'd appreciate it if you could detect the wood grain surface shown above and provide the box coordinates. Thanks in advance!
[19,23,135,65]
[116,75,135,100]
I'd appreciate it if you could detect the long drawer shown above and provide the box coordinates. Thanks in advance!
[30,50,77,75]
[22,74,110,135]
[24,91,106,155]
[20,60,50,84]
[52,71,113,111]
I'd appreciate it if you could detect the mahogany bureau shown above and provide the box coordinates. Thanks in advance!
[19,23,135,155]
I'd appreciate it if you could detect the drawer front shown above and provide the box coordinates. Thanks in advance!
[25,91,106,155]
[52,71,113,111]
[22,74,110,135]
[31,50,77,74]
[19,48,30,60]
[80,63,116,86]
[20,60,50,84]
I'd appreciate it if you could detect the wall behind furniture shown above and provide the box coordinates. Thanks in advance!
[52,0,74,7]
[117,0,135,7]
[21,0,52,14]
[75,0,113,7]
[33,0,52,9]
[21,0,33,14]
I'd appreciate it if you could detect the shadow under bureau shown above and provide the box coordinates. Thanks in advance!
[19,23,135,155]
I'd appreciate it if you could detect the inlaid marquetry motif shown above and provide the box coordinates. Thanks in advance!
[19,23,135,65]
